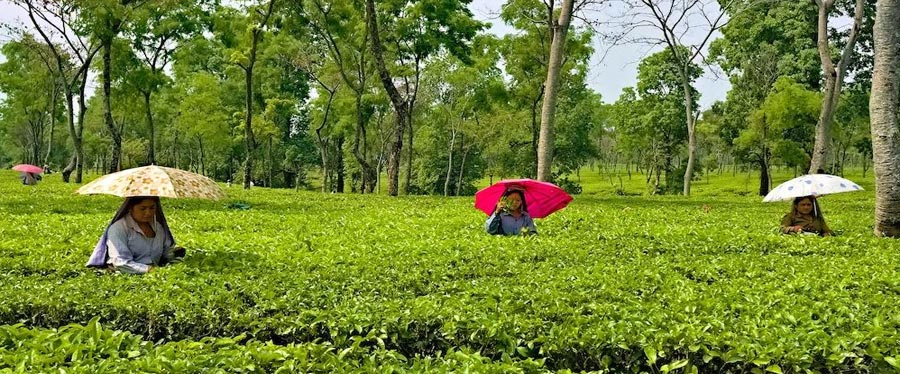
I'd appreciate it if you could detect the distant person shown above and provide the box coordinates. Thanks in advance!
[86,196,185,274]
[781,195,833,236]
[20,172,40,185]
[485,189,537,236]
[42,164,53,174]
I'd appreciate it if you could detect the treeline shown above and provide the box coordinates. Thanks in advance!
[0,0,896,208]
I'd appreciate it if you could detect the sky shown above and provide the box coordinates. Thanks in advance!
[0,0,733,108]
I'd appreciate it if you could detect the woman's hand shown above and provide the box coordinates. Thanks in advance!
[494,204,504,215]
[791,225,804,233]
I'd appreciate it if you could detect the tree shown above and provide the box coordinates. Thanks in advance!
[415,36,504,196]
[89,0,152,173]
[499,0,594,177]
[304,0,378,193]
[869,0,900,237]
[536,0,575,182]
[734,77,820,195]
[709,1,820,176]
[364,0,482,196]
[553,87,603,177]
[620,0,734,195]
[808,0,867,173]
[0,35,63,166]
[233,0,278,189]
[612,49,700,194]
[127,0,211,165]
[17,0,101,183]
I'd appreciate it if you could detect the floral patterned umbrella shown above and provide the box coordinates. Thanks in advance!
[76,165,225,200]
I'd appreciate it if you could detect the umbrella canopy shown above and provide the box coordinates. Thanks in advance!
[77,165,225,200]
[12,164,42,174]
[474,178,572,219]
[763,174,863,202]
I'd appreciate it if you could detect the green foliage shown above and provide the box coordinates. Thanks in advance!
[0,171,897,373]
[0,34,66,167]
[710,1,820,89]
[734,77,820,169]
[611,48,701,194]
[0,319,546,373]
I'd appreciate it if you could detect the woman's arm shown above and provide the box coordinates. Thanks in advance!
[780,215,798,234]
[106,223,150,274]
[485,213,503,235]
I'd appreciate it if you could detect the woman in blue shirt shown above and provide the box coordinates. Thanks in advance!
[485,189,537,236]
[86,196,185,274]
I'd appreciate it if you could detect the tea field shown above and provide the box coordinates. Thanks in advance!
[1,169,899,373]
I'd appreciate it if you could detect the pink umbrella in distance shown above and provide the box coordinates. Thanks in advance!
[474,178,573,219]
[12,164,43,174]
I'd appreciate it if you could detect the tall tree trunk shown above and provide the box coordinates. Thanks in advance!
[810,0,865,173]
[173,129,180,169]
[403,64,420,195]
[444,124,457,197]
[531,86,544,177]
[198,136,205,175]
[44,81,58,166]
[681,70,697,195]
[351,94,376,193]
[242,60,257,189]
[758,158,770,196]
[336,135,345,193]
[870,0,900,237]
[456,141,469,196]
[314,83,336,192]
[536,0,575,182]
[365,0,408,196]
[144,91,156,165]
[405,110,414,194]
[267,136,273,187]
[759,117,771,196]
[74,75,90,182]
[102,39,122,174]
[242,0,276,189]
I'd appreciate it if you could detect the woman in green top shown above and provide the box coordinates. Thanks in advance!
[780,195,832,236]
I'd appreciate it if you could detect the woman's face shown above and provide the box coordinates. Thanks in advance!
[506,193,522,212]
[796,198,814,215]
[130,199,157,224]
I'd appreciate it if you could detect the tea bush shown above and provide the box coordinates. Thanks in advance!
[1,170,898,373]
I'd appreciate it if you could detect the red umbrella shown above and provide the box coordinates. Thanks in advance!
[474,178,573,219]
[12,164,42,174]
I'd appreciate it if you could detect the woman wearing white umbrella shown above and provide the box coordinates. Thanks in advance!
[765,173,861,237]
[780,196,833,236]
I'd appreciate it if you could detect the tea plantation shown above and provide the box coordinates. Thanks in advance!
[1,170,899,373]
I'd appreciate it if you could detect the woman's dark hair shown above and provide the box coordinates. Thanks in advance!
[123,196,160,212]
[502,189,528,213]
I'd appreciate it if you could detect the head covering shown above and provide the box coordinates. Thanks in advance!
[86,196,175,267]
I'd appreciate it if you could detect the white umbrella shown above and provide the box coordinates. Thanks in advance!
[763,174,863,203]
